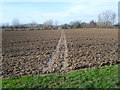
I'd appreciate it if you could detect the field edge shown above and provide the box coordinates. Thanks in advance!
[1,65,120,88]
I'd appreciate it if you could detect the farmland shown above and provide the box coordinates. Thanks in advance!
[2,30,61,78]
[2,28,119,79]
[66,29,119,70]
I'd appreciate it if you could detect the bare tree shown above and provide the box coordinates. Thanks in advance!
[55,20,58,26]
[111,13,116,25]
[31,21,37,25]
[1,23,9,26]
[5,23,10,26]
[31,21,37,28]
[97,10,116,27]
[12,18,20,26]
[43,19,53,30]
[69,21,81,29]
[44,19,53,26]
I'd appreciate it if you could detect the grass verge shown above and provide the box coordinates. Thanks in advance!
[2,65,120,88]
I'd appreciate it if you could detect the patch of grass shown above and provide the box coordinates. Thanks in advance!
[2,65,119,88]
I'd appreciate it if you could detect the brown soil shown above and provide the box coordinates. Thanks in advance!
[2,28,119,78]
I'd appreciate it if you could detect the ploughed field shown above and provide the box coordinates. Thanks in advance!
[65,29,119,71]
[2,30,61,78]
[2,29,119,78]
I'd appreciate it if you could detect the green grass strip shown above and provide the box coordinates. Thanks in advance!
[2,65,119,88]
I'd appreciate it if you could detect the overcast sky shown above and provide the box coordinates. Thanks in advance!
[0,0,119,25]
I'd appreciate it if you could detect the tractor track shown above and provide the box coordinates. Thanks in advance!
[44,29,68,73]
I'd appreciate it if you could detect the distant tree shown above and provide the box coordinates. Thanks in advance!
[31,21,37,25]
[44,19,53,26]
[97,10,116,28]
[1,23,10,27]
[5,23,10,26]
[70,21,81,29]
[81,22,87,28]
[89,20,96,28]
[81,22,88,28]
[55,20,58,26]
[12,18,20,26]
[111,13,116,25]
[31,21,37,28]
[62,24,68,29]
[43,19,53,30]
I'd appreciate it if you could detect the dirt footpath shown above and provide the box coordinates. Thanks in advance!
[43,29,69,73]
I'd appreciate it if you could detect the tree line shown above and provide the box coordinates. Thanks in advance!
[1,10,118,31]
